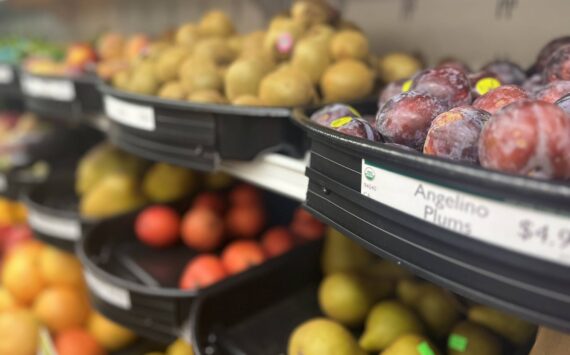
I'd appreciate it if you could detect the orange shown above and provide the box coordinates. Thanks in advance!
[34,286,90,333]
[12,202,28,223]
[0,198,15,226]
[56,328,106,355]
[0,309,39,355]
[1,242,45,304]
[88,312,137,351]
[39,246,85,288]
[0,286,21,311]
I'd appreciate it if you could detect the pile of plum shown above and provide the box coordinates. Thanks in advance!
[311,37,570,180]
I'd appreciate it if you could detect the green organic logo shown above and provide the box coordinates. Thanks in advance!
[364,167,375,181]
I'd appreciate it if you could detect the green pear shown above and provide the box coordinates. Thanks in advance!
[80,173,147,219]
[321,228,375,274]
[397,280,461,338]
[318,272,375,327]
[468,306,536,346]
[448,321,502,355]
[288,318,366,355]
[363,260,413,282]
[143,163,197,203]
[359,301,423,352]
[381,334,440,355]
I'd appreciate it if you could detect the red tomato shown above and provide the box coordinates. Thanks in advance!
[181,207,224,252]
[221,241,266,275]
[290,207,325,242]
[135,206,180,248]
[192,192,226,215]
[229,184,263,207]
[225,206,266,239]
[261,227,294,258]
[179,255,228,290]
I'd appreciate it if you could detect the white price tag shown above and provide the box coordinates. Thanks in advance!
[361,160,570,266]
[21,75,75,101]
[28,209,81,241]
[0,64,14,84]
[0,174,6,193]
[85,270,132,310]
[104,95,155,131]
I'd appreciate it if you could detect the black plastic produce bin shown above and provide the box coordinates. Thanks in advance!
[20,71,102,125]
[191,240,322,355]
[0,64,22,103]
[22,176,86,252]
[77,190,312,343]
[99,84,315,171]
[294,108,570,333]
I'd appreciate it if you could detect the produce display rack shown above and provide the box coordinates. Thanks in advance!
[295,109,570,333]
[3,1,570,354]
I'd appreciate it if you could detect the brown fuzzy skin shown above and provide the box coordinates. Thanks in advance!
[479,100,570,179]
[423,106,489,163]
[376,91,448,150]
[473,85,529,114]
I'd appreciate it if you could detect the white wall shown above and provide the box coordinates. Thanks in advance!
[0,0,569,69]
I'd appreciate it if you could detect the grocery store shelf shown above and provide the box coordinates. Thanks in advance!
[297,109,570,333]
[220,153,309,202]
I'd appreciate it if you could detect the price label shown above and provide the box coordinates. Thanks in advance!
[0,174,6,192]
[21,75,75,101]
[0,64,14,84]
[27,209,81,241]
[104,95,155,131]
[361,160,570,266]
[85,270,132,310]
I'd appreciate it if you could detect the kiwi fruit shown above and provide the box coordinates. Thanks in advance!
[188,90,227,104]
[155,46,191,82]
[378,53,423,83]
[225,57,271,101]
[175,23,201,49]
[158,81,187,100]
[263,17,305,62]
[193,38,236,66]
[198,10,235,38]
[179,57,223,93]
[330,30,370,62]
[232,95,265,106]
[259,67,315,107]
[292,36,331,84]
[321,59,374,102]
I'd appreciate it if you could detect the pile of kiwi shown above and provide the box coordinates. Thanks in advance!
[111,0,422,107]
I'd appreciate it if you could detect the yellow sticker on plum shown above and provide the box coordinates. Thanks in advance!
[330,116,353,128]
[476,77,501,96]
[402,79,413,93]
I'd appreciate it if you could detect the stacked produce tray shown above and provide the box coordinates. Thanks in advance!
[23,176,84,252]
[0,63,21,101]
[77,190,313,343]
[190,241,322,355]
[20,71,102,125]
[294,109,570,333]
[100,84,309,171]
